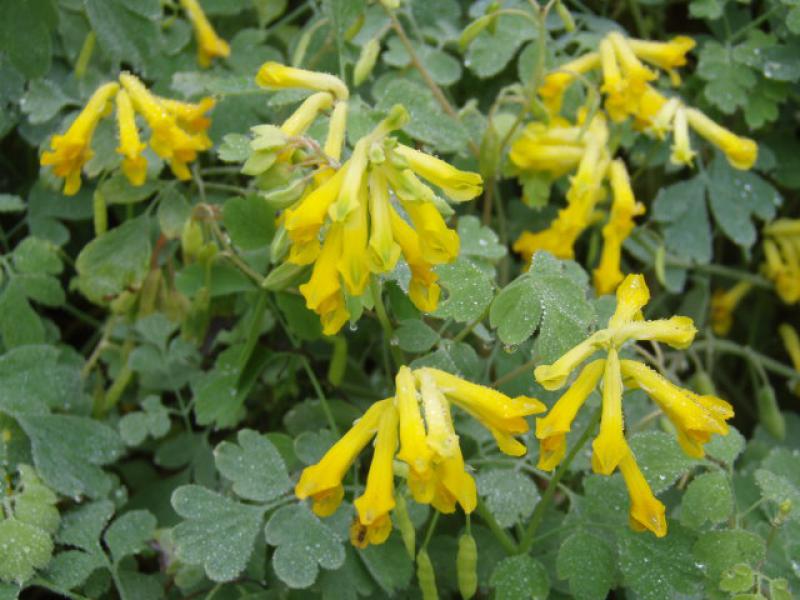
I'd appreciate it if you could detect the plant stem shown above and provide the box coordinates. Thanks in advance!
[517,406,600,553]
[300,356,340,436]
[421,510,440,550]
[476,497,518,555]
[693,338,799,383]
[371,279,405,368]
[236,289,269,383]
[492,357,539,387]
[452,307,489,343]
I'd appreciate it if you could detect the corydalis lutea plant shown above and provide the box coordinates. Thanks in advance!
[245,63,483,334]
[295,366,544,548]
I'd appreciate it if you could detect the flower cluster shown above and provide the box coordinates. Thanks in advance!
[253,63,483,334]
[762,219,800,305]
[539,31,757,170]
[41,74,215,195]
[295,366,544,548]
[511,112,645,293]
[533,274,733,537]
[179,0,230,68]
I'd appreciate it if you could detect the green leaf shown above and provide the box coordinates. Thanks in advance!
[12,237,62,275]
[433,257,494,323]
[689,0,725,19]
[383,38,462,86]
[172,485,266,582]
[103,510,157,563]
[489,555,550,600]
[16,274,65,307]
[719,563,755,593]
[394,319,440,353]
[12,466,59,536]
[697,41,756,114]
[217,133,251,162]
[75,216,152,305]
[692,530,766,581]
[457,215,507,265]
[98,176,161,206]
[706,154,780,248]
[681,470,734,529]
[156,187,191,240]
[118,396,171,446]
[0,518,54,584]
[264,504,346,589]
[20,79,74,125]
[0,0,54,78]
[476,469,539,528]
[618,525,701,600]
[465,4,536,79]
[192,369,242,429]
[652,177,711,264]
[705,425,745,466]
[44,550,105,591]
[754,470,800,522]
[0,282,45,348]
[557,531,616,600]
[490,252,593,359]
[15,415,124,499]
[83,0,161,70]
[223,195,276,250]
[358,532,413,595]
[214,429,291,502]
[0,345,83,415]
[629,431,698,494]
[0,194,24,213]
[275,292,323,341]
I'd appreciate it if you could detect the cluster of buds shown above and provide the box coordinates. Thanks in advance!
[295,366,544,548]
[534,274,733,537]
[511,112,645,293]
[251,63,482,334]
[40,73,215,195]
[538,31,757,170]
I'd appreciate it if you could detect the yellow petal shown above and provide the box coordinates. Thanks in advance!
[179,0,230,67]
[538,52,600,114]
[324,100,348,161]
[394,144,483,202]
[394,366,433,476]
[367,169,401,273]
[685,107,757,170]
[285,166,346,247]
[354,402,399,528]
[337,185,371,296]
[536,359,605,440]
[417,369,459,458]
[329,139,368,222]
[389,206,441,312]
[296,398,392,516]
[609,273,650,328]
[710,281,753,336]
[628,36,695,71]
[670,106,695,167]
[436,444,477,514]
[618,449,667,537]
[280,91,334,137]
[613,316,697,349]
[401,200,460,265]
[534,331,607,391]
[591,348,627,475]
[256,62,349,100]
[779,323,800,373]
[115,90,148,187]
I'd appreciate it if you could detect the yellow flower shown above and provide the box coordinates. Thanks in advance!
[532,273,733,535]
[710,281,753,336]
[779,323,800,395]
[685,107,757,170]
[535,359,605,470]
[401,200,460,265]
[158,96,216,134]
[628,35,695,85]
[393,144,483,202]
[539,52,600,114]
[41,82,120,195]
[618,447,667,537]
[256,62,349,101]
[299,366,540,547]
[296,398,393,517]
[352,403,399,548]
[179,0,230,68]
[593,160,645,295]
[389,207,441,313]
[600,37,634,123]
[608,32,657,94]
[670,105,695,167]
[298,224,350,335]
[337,187,371,296]
[119,72,210,180]
[762,221,800,305]
[280,92,335,137]
[115,90,147,187]
[367,169,401,273]
[647,96,679,140]
[324,101,349,161]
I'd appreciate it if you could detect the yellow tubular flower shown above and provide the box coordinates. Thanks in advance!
[618,449,667,537]
[418,370,459,458]
[779,323,800,395]
[337,186,371,296]
[594,160,645,294]
[352,403,399,548]
[628,36,695,73]
[329,138,368,222]
[298,224,349,335]
[285,167,347,258]
[179,0,230,67]
[389,207,441,312]
[765,219,800,237]
[296,398,393,517]
[393,144,483,202]
[534,331,607,391]
[367,169,401,273]
[394,367,434,501]
[609,273,650,328]
[401,200,460,264]
[612,316,697,349]
[324,101,349,161]
[670,106,695,167]
[647,96,679,140]
[280,92,334,137]
[685,107,757,170]
[592,348,627,475]
[256,62,349,101]
[434,444,477,514]
[608,32,657,93]
[41,82,120,195]
[600,37,630,122]
[115,90,147,187]
[159,96,215,134]
[710,281,753,336]
[536,359,605,470]
[538,52,600,114]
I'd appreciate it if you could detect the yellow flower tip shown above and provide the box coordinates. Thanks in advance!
[394,144,483,202]
[536,433,567,471]
[410,273,441,313]
[403,201,460,265]
[609,273,650,328]
[592,349,627,475]
[395,366,434,475]
[294,474,344,518]
[180,0,230,68]
[437,450,478,513]
[349,513,392,548]
[615,315,697,349]
[685,108,758,170]
[40,81,120,195]
[511,396,548,415]
[710,281,752,337]
[256,62,349,101]
[534,333,605,391]
[629,35,695,72]
[619,451,668,537]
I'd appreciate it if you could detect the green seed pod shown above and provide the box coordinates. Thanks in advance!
[345,13,365,41]
[654,244,667,288]
[270,225,290,264]
[416,549,438,600]
[262,261,309,291]
[93,190,108,236]
[555,1,576,33]
[459,14,494,51]
[181,219,204,262]
[457,533,478,599]
[689,370,717,396]
[138,269,163,317]
[354,38,381,86]
[327,336,348,387]
[756,385,785,441]
[394,494,416,559]
[110,290,137,315]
